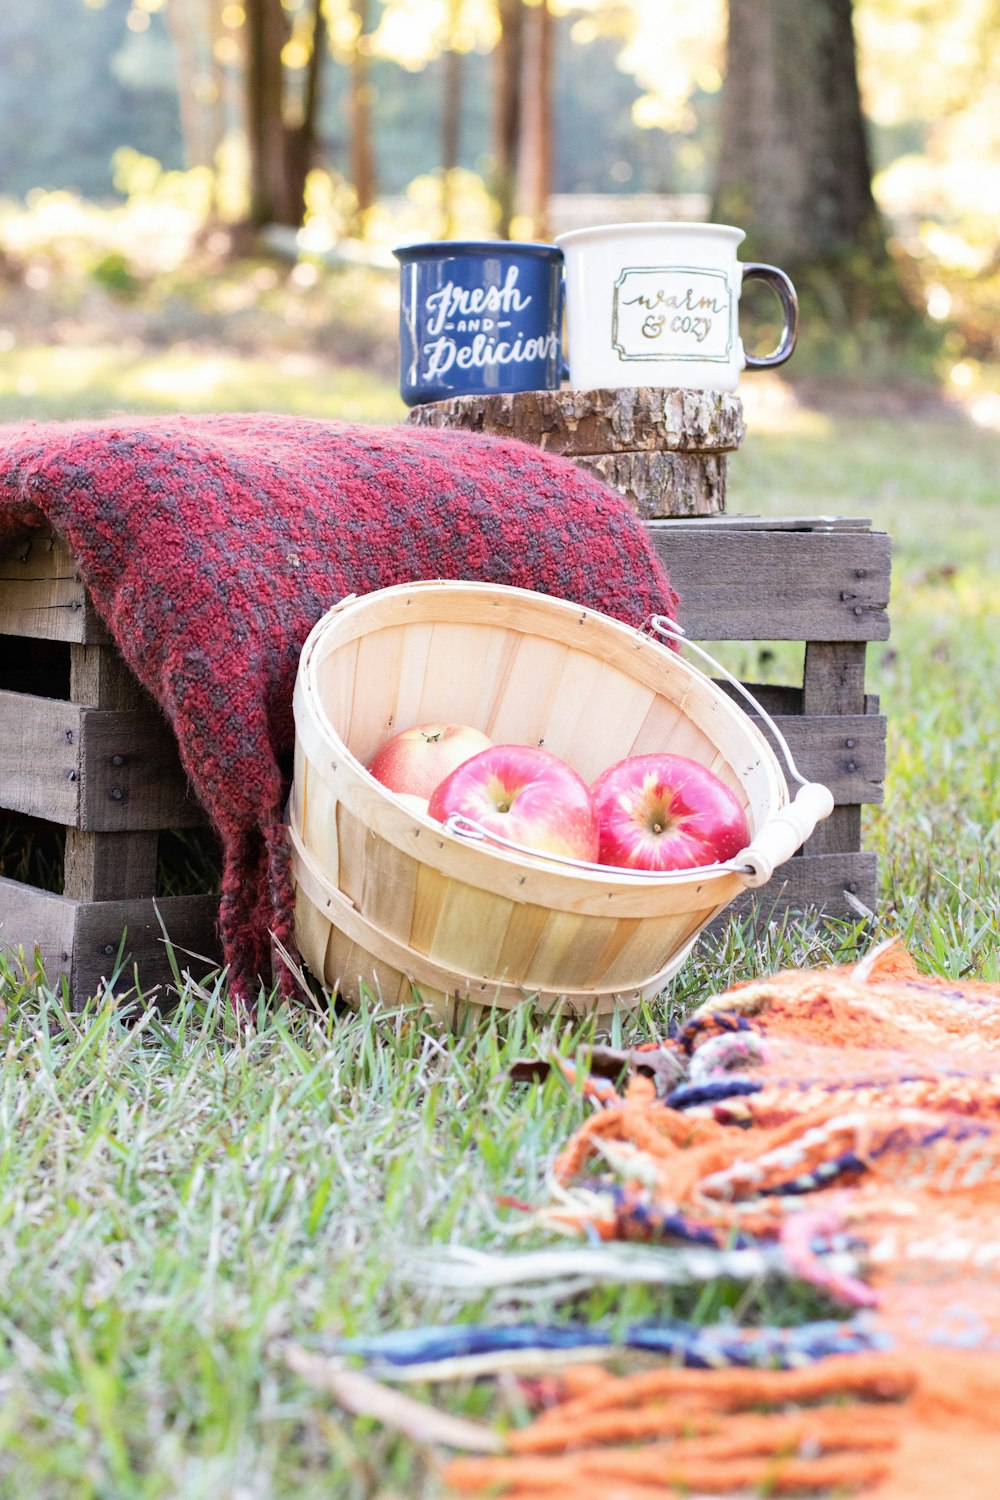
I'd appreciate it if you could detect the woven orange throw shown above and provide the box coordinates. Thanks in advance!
[444,945,1000,1497]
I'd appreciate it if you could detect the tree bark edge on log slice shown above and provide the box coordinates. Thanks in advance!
[575,452,725,518]
[405,387,745,457]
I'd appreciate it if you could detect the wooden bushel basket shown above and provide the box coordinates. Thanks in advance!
[288,581,834,1021]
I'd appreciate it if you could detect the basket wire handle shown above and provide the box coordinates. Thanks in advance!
[442,813,757,882]
[442,618,835,890]
[646,616,807,787]
[645,616,835,887]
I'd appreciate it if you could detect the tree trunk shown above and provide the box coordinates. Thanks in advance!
[714,0,879,262]
[244,0,327,229]
[492,0,525,239]
[207,0,231,173]
[284,0,326,224]
[245,0,286,224]
[713,0,919,327]
[517,0,554,240]
[348,0,377,227]
[440,0,463,237]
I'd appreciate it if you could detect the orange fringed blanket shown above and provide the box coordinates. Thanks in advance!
[445,945,1000,1498]
[445,1351,1000,1498]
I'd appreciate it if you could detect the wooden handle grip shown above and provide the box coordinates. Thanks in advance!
[739,781,835,888]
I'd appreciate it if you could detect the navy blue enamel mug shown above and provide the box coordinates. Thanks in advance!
[394,240,564,406]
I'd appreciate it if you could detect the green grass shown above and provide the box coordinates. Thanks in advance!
[2,317,1000,1492]
[0,916,868,1500]
[0,342,405,424]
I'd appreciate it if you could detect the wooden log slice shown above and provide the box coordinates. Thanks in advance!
[575,451,725,518]
[406,386,745,456]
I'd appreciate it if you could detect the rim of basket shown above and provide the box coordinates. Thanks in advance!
[294,581,787,894]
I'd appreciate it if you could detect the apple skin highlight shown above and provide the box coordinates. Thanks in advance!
[429,744,600,862]
[592,753,750,872]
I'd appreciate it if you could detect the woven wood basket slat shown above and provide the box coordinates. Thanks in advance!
[289,580,792,1021]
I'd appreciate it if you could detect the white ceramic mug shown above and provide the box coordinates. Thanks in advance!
[555,221,799,393]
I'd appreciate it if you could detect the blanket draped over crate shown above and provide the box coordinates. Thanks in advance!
[0,414,680,1004]
[396,943,1000,1499]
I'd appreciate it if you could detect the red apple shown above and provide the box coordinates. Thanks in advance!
[367,722,492,800]
[429,744,599,862]
[592,754,750,872]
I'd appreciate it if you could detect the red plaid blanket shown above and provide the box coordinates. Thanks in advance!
[0,414,679,1006]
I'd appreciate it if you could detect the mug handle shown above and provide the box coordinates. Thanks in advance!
[741,264,799,369]
[558,271,570,384]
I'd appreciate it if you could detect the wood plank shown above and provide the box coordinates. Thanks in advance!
[63,828,158,902]
[654,514,873,533]
[70,642,148,710]
[0,694,204,833]
[406,387,746,454]
[0,690,81,823]
[802,641,868,717]
[749,712,886,805]
[713,851,879,928]
[649,523,892,641]
[1,885,220,1006]
[800,642,871,854]
[0,534,109,644]
[575,451,725,518]
[805,804,863,856]
[79,708,207,832]
[0,876,77,986]
[717,680,803,715]
[71,894,221,1005]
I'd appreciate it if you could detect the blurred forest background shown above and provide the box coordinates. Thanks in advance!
[0,0,998,423]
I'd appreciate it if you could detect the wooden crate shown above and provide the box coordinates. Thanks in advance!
[652,513,890,922]
[0,533,220,1002]
[0,510,889,1007]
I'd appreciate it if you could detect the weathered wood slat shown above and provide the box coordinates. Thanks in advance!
[80,709,206,832]
[70,642,148,710]
[0,880,221,1003]
[0,876,76,982]
[718,851,879,928]
[657,514,874,533]
[406,387,746,455]
[64,828,159,902]
[750,713,886,805]
[72,894,220,1003]
[802,640,868,717]
[799,641,868,855]
[0,535,109,644]
[0,690,80,824]
[651,522,892,642]
[0,692,203,831]
[65,639,171,899]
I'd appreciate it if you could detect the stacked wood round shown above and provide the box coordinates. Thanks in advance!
[405,387,745,518]
[288,580,789,1023]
